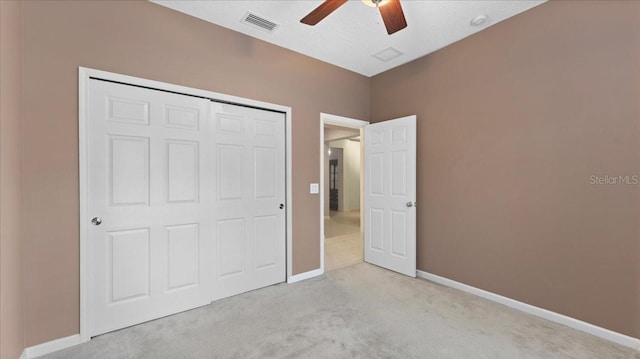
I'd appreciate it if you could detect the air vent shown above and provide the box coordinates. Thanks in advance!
[373,47,403,62]
[241,12,279,33]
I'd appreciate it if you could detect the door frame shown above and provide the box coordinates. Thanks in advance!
[319,113,369,274]
[78,67,293,343]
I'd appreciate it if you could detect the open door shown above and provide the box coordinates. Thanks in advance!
[364,115,416,277]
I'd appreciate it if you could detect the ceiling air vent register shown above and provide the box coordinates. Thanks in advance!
[241,12,279,33]
[373,47,403,62]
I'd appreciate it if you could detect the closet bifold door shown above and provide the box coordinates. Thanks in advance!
[210,102,286,301]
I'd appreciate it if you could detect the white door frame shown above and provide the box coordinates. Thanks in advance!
[78,67,293,343]
[319,113,369,274]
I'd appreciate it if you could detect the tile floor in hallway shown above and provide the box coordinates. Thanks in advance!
[324,210,363,272]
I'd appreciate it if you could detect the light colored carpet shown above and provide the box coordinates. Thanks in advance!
[324,210,360,238]
[43,263,639,359]
[325,210,363,272]
[325,232,363,272]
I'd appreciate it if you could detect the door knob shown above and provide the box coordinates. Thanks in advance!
[279,204,284,209]
[91,217,103,226]
[406,202,413,208]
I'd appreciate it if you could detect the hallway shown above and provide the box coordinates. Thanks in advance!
[324,211,363,272]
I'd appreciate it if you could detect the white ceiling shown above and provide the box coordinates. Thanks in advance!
[152,0,545,77]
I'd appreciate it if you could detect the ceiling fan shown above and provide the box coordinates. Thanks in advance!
[300,0,408,35]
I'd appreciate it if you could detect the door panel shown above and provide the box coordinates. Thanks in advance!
[108,97,149,125]
[217,144,244,200]
[88,80,212,336]
[390,211,407,257]
[165,105,199,130]
[166,224,199,291]
[211,102,286,301]
[364,115,416,277]
[370,208,385,251]
[109,135,150,206]
[218,218,246,278]
[166,140,199,203]
[254,148,277,198]
[255,215,278,269]
[109,228,150,303]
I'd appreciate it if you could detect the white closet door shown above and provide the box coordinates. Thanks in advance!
[87,80,212,336]
[364,115,417,277]
[211,102,286,301]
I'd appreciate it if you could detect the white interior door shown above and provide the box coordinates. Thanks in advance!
[364,115,416,277]
[210,102,286,300]
[88,80,212,336]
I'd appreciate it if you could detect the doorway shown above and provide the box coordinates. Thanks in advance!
[320,114,368,272]
[320,113,417,277]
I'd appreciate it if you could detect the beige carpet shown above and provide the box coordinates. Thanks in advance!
[324,211,363,272]
[325,232,363,272]
[43,264,639,359]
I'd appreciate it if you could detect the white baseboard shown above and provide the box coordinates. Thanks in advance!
[287,268,324,284]
[19,350,28,359]
[24,334,80,358]
[416,270,640,351]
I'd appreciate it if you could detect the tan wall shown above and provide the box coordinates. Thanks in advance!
[20,0,370,346]
[0,1,25,358]
[15,0,640,348]
[371,0,640,338]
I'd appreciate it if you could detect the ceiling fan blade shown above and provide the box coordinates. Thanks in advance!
[379,0,407,35]
[300,0,348,26]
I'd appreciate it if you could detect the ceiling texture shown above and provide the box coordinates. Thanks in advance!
[152,0,545,77]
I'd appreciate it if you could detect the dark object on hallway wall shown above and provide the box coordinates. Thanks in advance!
[329,159,339,211]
